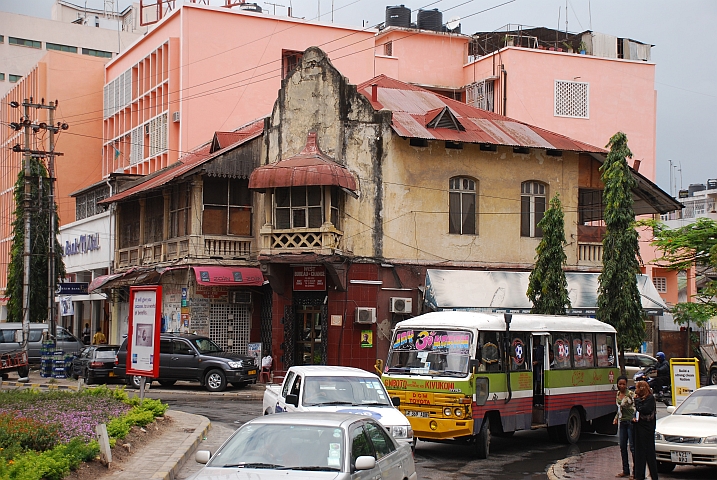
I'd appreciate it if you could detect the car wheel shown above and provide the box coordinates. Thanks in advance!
[158,380,177,387]
[657,461,675,473]
[474,416,490,459]
[710,368,717,386]
[205,369,227,392]
[127,375,150,389]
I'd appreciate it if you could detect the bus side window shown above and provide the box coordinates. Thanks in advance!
[596,334,616,367]
[479,331,502,372]
[510,333,530,371]
[581,333,595,368]
[552,333,571,369]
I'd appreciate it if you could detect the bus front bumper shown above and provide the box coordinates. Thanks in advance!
[408,417,474,440]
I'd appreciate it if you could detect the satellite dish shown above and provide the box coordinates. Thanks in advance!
[446,16,460,31]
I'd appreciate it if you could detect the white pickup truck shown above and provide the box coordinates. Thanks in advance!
[263,365,414,448]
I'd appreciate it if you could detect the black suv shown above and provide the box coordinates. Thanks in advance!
[114,333,258,392]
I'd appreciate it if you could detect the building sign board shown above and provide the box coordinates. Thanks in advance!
[64,233,101,256]
[293,266,326,291]
[56,282,89,295]
[670,358,700,405]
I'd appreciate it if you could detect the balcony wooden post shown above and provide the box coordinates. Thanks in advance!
[323,186,331,226]
[138,197,146,261]
[162,190,170,260]
[189,176,203,258]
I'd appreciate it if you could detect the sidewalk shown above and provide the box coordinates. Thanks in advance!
[547,445,656,480]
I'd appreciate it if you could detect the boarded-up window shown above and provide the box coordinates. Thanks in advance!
[202,177,252,236]
[119,200,140,248]
[169,183,191,238]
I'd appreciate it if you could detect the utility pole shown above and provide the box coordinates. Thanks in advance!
[47,101,57,345]
[22,99,32,358]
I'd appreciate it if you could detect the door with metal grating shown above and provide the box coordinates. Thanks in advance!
[209,302,251,354]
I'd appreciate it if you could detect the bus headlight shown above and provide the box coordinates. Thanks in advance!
[454,407,463,417]
[429,420,438,430]
[443,407,452,416]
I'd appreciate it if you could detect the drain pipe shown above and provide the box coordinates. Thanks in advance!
[504,313,512,404]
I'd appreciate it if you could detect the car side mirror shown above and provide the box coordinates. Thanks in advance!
[391,396,400,407]
[666,406,676,414]
[286,393,299,407]
[355,455,376,471]
[195,450,211,464]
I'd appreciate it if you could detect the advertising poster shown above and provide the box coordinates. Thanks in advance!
[361,330,373,348]
[247,343,261,365]
[670,358,700,405]
[126,286,162,378]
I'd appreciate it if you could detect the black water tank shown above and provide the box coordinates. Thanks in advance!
[240,3,263,13]
[688,183,706,196]
[417,9,442,31]
[385,5,411,28]
[707,179,717,190]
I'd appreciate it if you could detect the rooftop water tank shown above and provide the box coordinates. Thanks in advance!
[707,179,717,190]
[688,183,706,196]
[417,9,442,32]
[385,5,411,28]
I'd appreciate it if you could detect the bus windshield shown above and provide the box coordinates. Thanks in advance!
[386,329,472,377]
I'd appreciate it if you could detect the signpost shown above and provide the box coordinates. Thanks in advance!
[670,358,700,406]
[127,286,162,402]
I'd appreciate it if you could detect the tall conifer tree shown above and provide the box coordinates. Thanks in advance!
[597,132,644,359]
[527,193,571,314]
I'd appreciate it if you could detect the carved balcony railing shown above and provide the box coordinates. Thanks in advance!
[259,224,343,255]
[577,242,603,266]
[116,234,252,269]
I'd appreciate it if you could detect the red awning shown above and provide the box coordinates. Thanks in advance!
[192,266,265,286]
[249,132,357,191]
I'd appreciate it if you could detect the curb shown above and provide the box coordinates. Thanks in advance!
[151,411,212,480]
[546,456,573,480]
[0,380,80,391]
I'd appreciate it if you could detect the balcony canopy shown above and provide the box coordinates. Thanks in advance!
[424,269,667,315]
[248,132,358,192]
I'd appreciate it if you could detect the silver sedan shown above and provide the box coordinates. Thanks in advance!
[189,411,417,480]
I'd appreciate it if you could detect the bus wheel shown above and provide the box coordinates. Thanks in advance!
[474,417,490,459]
[561,408,582,444]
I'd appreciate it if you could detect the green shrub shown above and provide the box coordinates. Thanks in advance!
[106,416,131,439]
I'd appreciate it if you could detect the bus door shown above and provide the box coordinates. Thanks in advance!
[531,334,549,424]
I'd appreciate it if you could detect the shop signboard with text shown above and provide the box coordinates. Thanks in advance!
[126,286,162,379]
[293,266,326,291]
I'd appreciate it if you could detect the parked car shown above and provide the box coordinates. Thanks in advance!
[71,345,120,384]
[190,412,417,480]
[623,352,657,386]
[114,333,258,392]
[0,323,83,364]
[263,365,414,449]
[655,385,717,473]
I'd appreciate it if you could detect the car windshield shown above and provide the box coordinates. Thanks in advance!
[303,376,392,407]
[191,338,223,354]
[208,423,343,471]
[673,389,717,416]
[386,329,472,376]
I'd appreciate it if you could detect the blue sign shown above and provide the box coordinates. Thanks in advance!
[56,283,89,295]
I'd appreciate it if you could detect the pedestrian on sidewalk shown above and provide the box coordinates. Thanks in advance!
[92,327,106,345]
[82,323,91,344]
[613,375,636,478]
[633,380,658,480]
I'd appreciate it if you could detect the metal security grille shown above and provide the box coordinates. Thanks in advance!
[260,284,273,359]
[554,80,589,118]
[466,79,494,112]
[209,303,251,354]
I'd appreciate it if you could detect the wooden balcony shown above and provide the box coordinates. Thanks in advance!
[117,234,253,269]
[258,224,343,256]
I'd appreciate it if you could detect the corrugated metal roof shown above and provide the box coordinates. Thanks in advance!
[100,120,264,204]
[357,75,605,153]
[249,132,357,191]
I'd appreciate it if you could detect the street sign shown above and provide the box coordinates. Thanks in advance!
[670,358,700,405]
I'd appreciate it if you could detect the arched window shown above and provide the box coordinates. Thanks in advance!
[449,177,477,235]
[521,181,546,237]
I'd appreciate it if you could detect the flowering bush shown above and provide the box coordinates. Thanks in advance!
[0,386,168,479]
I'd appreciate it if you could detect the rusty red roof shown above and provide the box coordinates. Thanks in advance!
[249,132,357,191]
[100,120,264,204]
[356,75,606,153]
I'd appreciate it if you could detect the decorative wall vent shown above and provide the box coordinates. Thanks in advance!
[554,80,589,118]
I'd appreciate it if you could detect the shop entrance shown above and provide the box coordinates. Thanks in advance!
[295,306,322,365]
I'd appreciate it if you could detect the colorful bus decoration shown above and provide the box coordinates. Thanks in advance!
[382,311,618,458]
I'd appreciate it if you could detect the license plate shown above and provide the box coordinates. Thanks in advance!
[109,372,115,377]
[248,370,256,375]
[404,410,429,418]
[670,451,692,464]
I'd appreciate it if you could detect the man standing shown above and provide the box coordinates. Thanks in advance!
[92,327,106,345]
[82,323,91,344]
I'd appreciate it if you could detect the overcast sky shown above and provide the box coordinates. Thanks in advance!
[3,0,715,194]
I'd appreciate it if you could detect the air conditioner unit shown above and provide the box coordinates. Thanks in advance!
[230,291,252,304]
[389,297,412,314]
[172,111,180,123]
[355,307,376,324]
